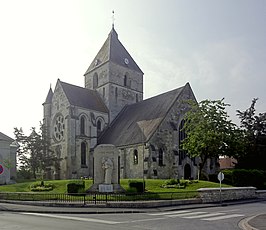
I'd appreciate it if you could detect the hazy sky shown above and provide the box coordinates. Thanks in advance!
[0,0,265,138]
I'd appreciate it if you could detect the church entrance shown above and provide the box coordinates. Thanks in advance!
[184,164,191,179]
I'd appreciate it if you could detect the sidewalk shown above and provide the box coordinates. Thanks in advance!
[0,200,217,214]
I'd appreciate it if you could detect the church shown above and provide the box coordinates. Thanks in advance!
[43,25,218,180]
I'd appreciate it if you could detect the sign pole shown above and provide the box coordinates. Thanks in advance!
[219,177,222,205]
[217,171,224,205]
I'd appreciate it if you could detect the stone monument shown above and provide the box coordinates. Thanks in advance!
[88,144,124,193]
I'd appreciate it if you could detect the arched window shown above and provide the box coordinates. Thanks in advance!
[93,73,98,89]
[179,119,186,144]
[123,74,127,86]
[179,119,187,165]
[115,87,118,103]
[123,73,130,87]
[97,120,102,136]
[133,149,138,164]
[103,87,105,98]
[81,142,86,166]
[80,116,85,135]
[158,148,164,166]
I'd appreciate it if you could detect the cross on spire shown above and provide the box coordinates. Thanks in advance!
[112,10,115,29]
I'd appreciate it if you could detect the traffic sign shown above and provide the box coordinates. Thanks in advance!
[217,172,224,182]
[0,165,3,174]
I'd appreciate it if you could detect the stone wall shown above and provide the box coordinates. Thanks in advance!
[256,190,266,199]
[197,187,257,203]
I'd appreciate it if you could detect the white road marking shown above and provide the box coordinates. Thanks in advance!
[126,217,166,223]
[183,212,224,219]
[148,210,190,216]
[148,210,245,222]
[21,213,121,225]
[219,209,240,213]
[202,214,245,221]
[167,211,207,217]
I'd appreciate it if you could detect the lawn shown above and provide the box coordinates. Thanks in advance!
[0,179,230,194]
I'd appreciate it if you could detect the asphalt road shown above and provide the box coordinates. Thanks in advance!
[0,201,265,230]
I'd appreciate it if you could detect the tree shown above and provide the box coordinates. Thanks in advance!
[14,123,60,179]
[182,99,245,177]
[236,98,266,169]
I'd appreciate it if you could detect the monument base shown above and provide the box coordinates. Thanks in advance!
[87,183,125,193]
[99,184,113,193]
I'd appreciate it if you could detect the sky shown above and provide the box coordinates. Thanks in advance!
[0,0,265,138]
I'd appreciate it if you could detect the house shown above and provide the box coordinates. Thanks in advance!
[0,132,17,184]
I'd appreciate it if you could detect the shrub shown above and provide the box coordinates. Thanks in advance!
[221,170,233,185]
[30,181,54,192]
[128,180,145,193]
[67,180,85,194]
[164,179,180,185]
[161,179,190,189]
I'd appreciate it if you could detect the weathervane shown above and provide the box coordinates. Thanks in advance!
[112,10,115,28]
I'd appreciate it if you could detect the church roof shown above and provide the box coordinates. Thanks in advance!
[84,27,143,75]
[43,87,54,104]
[60,80,108,113]
[0,132,13,142]
[98,84,188,147]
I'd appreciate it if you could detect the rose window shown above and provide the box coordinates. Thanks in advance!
[54,114,65,141]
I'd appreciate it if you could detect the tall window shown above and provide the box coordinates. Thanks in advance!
[179,119,186,145]
[115,87,118,103]
[123,74,128,86]
[158,148,164,166]
[81,142,86,166]
[133,149,138,164]
[93,73,98,89]
[97,120,102,136]
[103,87,105,98]
[179,119,187,165]
[123,73,130,87]
[80,116,85,135]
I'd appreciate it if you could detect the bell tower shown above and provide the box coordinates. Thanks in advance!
[84,26,144,122]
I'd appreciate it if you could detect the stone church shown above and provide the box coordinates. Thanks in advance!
[43,26,217,180]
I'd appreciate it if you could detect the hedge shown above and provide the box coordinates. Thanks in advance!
[66,180,85,194]
[220,169,266,189]
[128,180,145,193]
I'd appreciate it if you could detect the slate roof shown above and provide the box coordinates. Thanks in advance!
[0,132,13,142]
[59,80,108,113]
[43,87,54,104]
[84,27,143,75]
[98,84,188,147]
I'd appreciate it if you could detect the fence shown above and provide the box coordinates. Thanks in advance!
[0,191,199,206]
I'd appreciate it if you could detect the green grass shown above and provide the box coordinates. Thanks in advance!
[0,179,230,193]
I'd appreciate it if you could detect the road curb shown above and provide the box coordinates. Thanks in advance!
[239,215,260,230]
